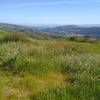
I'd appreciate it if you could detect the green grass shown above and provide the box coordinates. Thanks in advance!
[0,31,100,100]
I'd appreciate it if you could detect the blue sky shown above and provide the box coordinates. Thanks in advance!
[0,0,100,25]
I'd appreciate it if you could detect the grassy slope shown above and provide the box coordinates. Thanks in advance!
[0,23,64,39]
[0,31,100,100]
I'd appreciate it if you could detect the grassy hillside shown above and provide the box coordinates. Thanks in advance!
[0,31,100,100]
[0,23,67,39]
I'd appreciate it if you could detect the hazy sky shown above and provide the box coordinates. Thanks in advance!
[0,0,100,25]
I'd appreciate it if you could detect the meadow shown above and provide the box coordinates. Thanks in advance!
[0,31,100,100]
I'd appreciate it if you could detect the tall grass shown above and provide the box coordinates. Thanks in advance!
[0,32,100,99]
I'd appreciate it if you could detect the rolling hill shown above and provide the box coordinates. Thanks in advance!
[42,25,100,37]
[0,23,100,38]
[0,23,68,39]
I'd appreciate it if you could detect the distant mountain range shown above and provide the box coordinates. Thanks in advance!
[0,23,100,38]
[41,25,100,37]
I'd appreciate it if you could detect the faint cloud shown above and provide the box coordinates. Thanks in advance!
[2,0,100,8]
